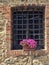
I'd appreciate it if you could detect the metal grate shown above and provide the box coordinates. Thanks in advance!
[11,6,45,50]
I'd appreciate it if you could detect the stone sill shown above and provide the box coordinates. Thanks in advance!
[7,49,47,57]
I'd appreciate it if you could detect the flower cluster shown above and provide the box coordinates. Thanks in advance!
[20,39,37,49]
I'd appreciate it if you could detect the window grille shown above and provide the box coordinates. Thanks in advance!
[11,6,45,50]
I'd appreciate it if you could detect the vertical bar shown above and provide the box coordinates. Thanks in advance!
[26,10,29,39]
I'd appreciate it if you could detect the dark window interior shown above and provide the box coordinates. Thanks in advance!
[11,6,45,50]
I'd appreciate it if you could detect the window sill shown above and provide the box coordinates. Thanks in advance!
[7,49,47,57]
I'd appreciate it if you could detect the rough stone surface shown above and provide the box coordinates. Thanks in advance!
[0,54,49,65]
[0,1,49,65]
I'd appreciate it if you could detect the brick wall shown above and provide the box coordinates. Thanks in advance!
[45,5,49,52]
[4,4,49,56]
[0,1,49,57]
[4,6,12,57]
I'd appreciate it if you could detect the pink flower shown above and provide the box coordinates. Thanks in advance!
[20,39,37,49]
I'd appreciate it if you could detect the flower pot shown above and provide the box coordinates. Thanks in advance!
[23,44,29,49]
[20,39,37,50]
[23,44,33,50]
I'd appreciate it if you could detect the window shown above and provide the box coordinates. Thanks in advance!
[11,6,45,50]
